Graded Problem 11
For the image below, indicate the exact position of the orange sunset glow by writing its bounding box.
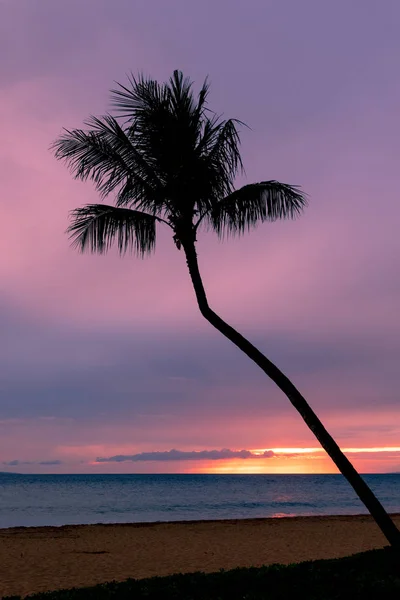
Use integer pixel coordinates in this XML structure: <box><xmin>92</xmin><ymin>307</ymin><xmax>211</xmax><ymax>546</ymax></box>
<box><xmin>192</xmin><ymin>447</ymin><xmax>400</xmax><ymax>475</ymax></box>
<box><xmin>63</xmin><ymin>445</ymin><xmax>400</xmax><ymax>475</ymax></box>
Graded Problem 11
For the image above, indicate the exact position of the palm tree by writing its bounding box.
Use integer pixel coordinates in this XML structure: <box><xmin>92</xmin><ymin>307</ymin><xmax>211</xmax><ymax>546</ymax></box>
<box><xmin>52</xmin><ymin>70</ymin><xmax>400</xmax><ymax>548</ymax></box>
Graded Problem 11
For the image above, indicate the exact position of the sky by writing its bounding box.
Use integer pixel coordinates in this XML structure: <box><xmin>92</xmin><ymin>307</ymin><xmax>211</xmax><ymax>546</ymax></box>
<box><xmin>1</xmin><ymin>0</ymin><xmax>400</xmax><ymax>475</ymax></box>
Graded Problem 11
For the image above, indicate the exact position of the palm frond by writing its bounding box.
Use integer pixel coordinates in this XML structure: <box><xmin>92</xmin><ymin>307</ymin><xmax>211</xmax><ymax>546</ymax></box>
<box><xmin>52</xmin><ymin>116</ymin><xmax>166</xmax><ymax>213</ymax></box>
<box><xmin>203</xmin><ymin>180</ymin><xmax>308</xmax><ymax>236</ymax></box>
<box><xmin>110</xmin><ymin>72</ymin><xmax>170</xmax><ymax>118</ymax></box>
<box><xmin>111</xmin><ymin>70</ymin><xmax>209</xmax><ymax>126</ymax></box>
<box><xmin>169</xmin><ymin>70</ymin><xmax>195</xmax><ymax>116</ymax></box>
<box><xmin>192</xmin><ymin>75</ymin><xmax>210</xmax><ymax>128</ymax></box>
<box><xmin>198</xmin><ymin>118</ymin><xmax>244</xmax><ymax>199</ymax></box>
<box><xmin>67</xmin><ymin>204</ymin><xmax>157</xmax><ymax>256</ymax></box>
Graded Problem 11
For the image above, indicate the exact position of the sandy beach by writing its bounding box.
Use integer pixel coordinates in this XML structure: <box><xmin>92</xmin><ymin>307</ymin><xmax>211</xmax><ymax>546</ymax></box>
<box><xmin>0</xmin><ymin>514</ymin><xmax>399</xmax><ymax>598</ymax></box>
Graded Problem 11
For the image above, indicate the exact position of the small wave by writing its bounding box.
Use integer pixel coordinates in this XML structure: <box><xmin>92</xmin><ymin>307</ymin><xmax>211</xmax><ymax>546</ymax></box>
<box><xmin>270</xmin><ymin>501</ymin><xmax>317</xmax><ymax>508</ymax></box>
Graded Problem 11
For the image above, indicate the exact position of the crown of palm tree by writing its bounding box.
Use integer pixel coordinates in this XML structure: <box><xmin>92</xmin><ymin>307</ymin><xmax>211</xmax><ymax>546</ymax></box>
<box><xmin>52</xmin><ymin>70</ymin><xmax>307</xmax><ymax>256</ymax></box>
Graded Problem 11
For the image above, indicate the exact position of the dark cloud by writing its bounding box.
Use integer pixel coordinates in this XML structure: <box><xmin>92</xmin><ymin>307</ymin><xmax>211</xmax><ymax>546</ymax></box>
<box><xmin>2</xmin><ymin>460</ymin><xmax>63</xmax><ymax>466</ymax></box>
<box><xmin>96</xmin><ymin>449</ymin><xmax>274</xmax><ymax>462</ymax></box>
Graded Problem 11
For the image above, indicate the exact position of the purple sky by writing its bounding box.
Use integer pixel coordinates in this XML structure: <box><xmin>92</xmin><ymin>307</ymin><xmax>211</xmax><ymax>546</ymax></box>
<box><xmin>1</xmin><ymin>0</ymin><xmax>400</xmax><ymax>473</ymax></box>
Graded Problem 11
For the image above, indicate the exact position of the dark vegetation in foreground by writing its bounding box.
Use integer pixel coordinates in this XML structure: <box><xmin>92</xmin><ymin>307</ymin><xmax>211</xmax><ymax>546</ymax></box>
<box><xmin>5</xmin><ymin>548</ymin><xmax>400</xmax><ymax>600</ymax></box>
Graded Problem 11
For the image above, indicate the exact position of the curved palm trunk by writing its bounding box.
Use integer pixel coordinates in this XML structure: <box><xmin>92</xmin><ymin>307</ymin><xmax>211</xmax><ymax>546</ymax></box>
<box><xmin>183</xmin><ymin>240</ymin><xmax>400</xmax><ymax>548</ymax></box>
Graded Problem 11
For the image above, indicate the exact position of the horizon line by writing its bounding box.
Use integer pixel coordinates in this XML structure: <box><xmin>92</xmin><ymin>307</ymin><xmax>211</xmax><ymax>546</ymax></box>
<box><xmin>2</xmin><ymin>471</ymin><xmax>399</xmax><ymax>476</ymax></box>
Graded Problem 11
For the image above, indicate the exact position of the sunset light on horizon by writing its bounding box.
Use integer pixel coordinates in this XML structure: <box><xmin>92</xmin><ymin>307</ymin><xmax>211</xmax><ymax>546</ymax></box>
<box><xmin>4</xmin><ymin>445</ymin><xmax>398</xmax><ymax>475</ymax></box>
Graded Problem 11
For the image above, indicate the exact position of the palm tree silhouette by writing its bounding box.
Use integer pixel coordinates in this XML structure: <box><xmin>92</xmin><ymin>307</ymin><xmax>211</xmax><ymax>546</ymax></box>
<box><xmin>52</xmin><ymin>70</ymin><xmax>400</xmax><ymax>548</ymax></box>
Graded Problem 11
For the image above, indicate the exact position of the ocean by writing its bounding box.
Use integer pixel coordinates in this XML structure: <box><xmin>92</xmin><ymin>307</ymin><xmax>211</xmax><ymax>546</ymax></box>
<box><xmin>0</xmin><ymin>473</ymin><xmax>399</xmax><ymax>529</ymax></box>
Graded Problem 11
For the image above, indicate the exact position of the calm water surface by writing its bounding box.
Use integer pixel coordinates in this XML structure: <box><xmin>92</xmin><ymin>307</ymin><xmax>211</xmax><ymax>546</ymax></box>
<box><xmin>0</xmin><ymin>473</ymin><xmax>399</xmax><ymax>528</ymax></box>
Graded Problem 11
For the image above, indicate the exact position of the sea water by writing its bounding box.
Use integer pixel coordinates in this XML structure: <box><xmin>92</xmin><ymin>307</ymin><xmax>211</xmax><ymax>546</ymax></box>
<box><xmin>0</xmin><ymin>473</ymin><xmax>399</xmax><ymax>529</ymax></box>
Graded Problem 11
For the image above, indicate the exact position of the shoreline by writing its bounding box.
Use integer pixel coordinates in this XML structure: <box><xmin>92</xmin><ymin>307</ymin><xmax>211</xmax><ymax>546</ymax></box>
<box><xmin>1</xmin><ymin>513</ymin><xmax>399</xmax><ymax>598</ymax></box>
<box><xmin>2</xmin><ymin>511</ymin><xmax>400</xmax><ymax>532</ymax></box>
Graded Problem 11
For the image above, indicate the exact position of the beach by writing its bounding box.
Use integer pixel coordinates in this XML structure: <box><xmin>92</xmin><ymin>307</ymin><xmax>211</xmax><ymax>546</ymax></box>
<box><xmin>1</xmin><ymin>514</ymin><xmax>399</xmax><ymax>598</ymax></box>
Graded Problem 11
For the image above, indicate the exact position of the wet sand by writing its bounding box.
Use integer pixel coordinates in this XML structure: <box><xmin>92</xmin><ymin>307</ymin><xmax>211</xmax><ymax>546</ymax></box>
<box><xmin>1</xmin><ymin>514</ymin><xmax>399</xmax><ymax>598</ymax></box>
